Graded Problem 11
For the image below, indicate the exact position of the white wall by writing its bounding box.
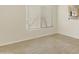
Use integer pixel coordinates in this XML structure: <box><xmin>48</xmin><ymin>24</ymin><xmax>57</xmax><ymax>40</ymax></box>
<box><xmin>0</xmin><ymin>5</ymin><xmax>27</xmax><ymax>45</ymax></box>
<box><xmin>0</xmin><ymin>5</ymin><xmax>57</xmax><ymax>46</ymax></box>
<box><xmin>58</xmin><ymin>5</ymin><xmax>79</xmax><ymax>39</ymax></box>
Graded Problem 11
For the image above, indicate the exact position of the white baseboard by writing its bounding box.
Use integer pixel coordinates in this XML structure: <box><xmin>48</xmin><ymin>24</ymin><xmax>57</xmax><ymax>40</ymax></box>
<box><xmin>1</xmin><ymin>32</ymin><xmax>78</xmax><ymax>46</ymax></box>
<box><xmin>57</xmin><ymin>32</ymin><xmax>79</xmax><ymax>39</ymax></box>
<box><xmin>1</xmin><ymin>32</ymin><xmax>79</xmax><ymax>47</ymax></box>
<box><xmin>0</xmin><ymin>32</ymin><xmax>56</xmax><ymax>46</ymax></box>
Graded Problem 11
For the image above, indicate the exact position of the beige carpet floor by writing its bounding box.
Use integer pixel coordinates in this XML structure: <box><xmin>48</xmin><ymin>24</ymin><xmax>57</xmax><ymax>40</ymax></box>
<box><xmin>0</xmin><ymin>34</ymin><xmax>79</xmax><ymax>54</ymax></box>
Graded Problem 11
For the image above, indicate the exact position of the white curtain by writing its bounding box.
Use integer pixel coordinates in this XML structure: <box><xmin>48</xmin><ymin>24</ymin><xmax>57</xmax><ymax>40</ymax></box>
<box><xmin>41</xmin><ymin>6</ymin><xmax>53</xmax><ymax>28</ymax></box>
<box><xmin>28</xmin><ymin>6</ymin><xmax>41</xmax><ymax>29</ymax></box>
<box><xmin>26</xmin><ymin>5</ymin><xmax>53</xmax><ymax>30</ymax></box>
